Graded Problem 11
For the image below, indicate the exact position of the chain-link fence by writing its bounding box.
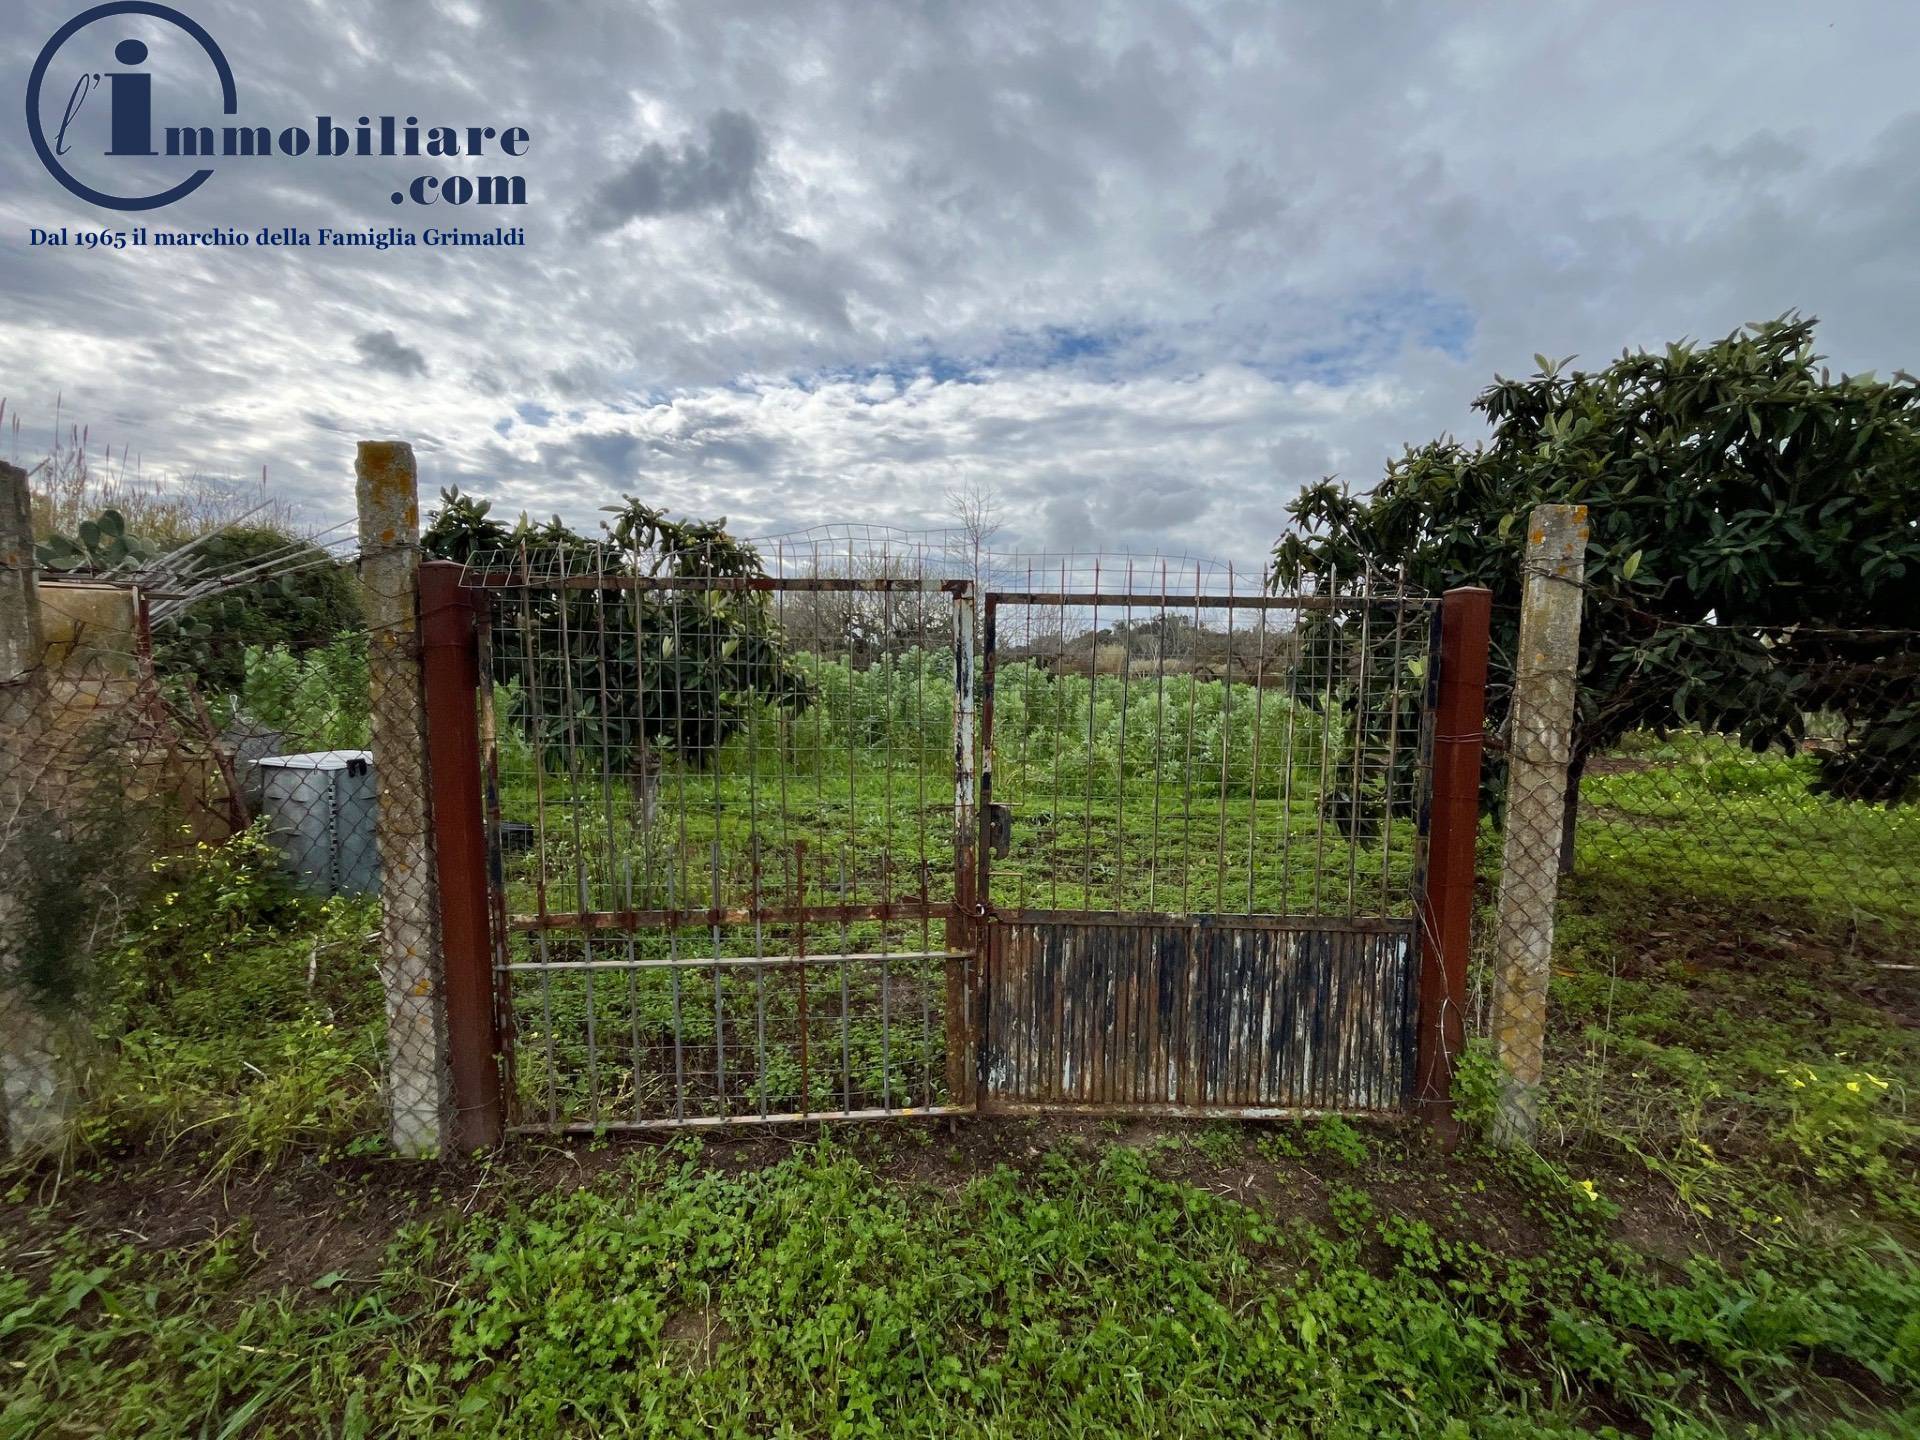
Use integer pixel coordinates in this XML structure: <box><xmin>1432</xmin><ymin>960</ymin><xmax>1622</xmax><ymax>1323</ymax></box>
<box><xmin>0</xmin><ymin>556</ymin><xmax>389</xmax><ymax>1141</ymax></box>
<box><xmin>1469</xmin><ymin>507</ymin><xmax>1920</xmax><ymax>1144</ymax></box>
<box><xmin>0</xmin><ymin>448</ymin><xmax>458</xmax><ymax>1155</ymax></box>
<box><xmin>0</xmin><ymin>577</ymin><xmax>177</xmax><ymax>1148</ymax></box>
<box><xmin>1573</xmin><ymin>631</ymin><xmax>1920</xmax><ymax>940</ymax></box>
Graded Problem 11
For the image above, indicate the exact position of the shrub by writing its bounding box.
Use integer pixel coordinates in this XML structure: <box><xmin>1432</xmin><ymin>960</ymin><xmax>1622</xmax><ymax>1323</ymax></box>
<box><xmin>235</xmin><ymin>635</ymin><xmax>370</xmax><ymax>753</ymax></box>
<box><xmin>151</xmin><ymin>526</ymin><xmax>362</xmax><ymax>693</ymax></box>
<box><xmin>73</xmin><ymin>826</ymin><xmax>384</xmax><ymax>1166</ymax></box>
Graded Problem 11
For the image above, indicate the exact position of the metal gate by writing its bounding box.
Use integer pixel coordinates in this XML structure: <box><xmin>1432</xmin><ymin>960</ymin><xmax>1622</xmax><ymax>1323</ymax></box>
<box><xmin>464</xmin><ymin>541</ymin><xmax>977</xmax><ymax>1132</ymax></box>
<box><xmin>973</xmin><ymin>565</ymin><xmax>1438</xmax><ymax>1116</ymax></box>
<box><xmin>447</xmin><ymin>544</ymin><xmax>1471</xmax><ymax>1134</ymax></box>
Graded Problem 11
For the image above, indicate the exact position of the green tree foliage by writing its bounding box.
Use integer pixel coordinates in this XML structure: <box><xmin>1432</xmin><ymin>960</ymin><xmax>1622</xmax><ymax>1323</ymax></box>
<box><xmin>38</xmin><ymin>512</ymin><xmax>364</xmax><ymax>693</ymax></box>
<box><xmin>153</xmin><ymin>526</ymin><xmax>363</xmax><ymax>691</ymax></box>
<box><xmin>1271</xmin><ymin>315</ymin><xmax>1920</xmax><ymax>839</ymax></box>
<box><xmin>422</xmin><ymin>487</ymin><xmax>810</xmax><ymax>779</ymax></box>
<box><xmin>237</xmin><ymin>636</ymin><xmax>371</xmax><ymax>752</ymax></box>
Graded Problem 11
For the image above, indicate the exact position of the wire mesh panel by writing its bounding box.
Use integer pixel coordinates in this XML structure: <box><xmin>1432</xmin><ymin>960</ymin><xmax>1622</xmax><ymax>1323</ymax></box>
<box><xmin>464</xmin><ymin>537</ymin><xmax>975</xmax><ymax>1131</ymax></box>
<box><xmin>977</xmin><ymin>562</ymin><xmax>1437</xmax><ymax>1114</ymax></box>
<box><xmin>1574</xmin><ymin>643</ymin><xmax>1920</xmax><ymax>936</ymax></box>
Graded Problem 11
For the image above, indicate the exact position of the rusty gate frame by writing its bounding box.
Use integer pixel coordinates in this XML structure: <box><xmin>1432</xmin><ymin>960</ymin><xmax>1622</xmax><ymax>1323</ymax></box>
<box><xmin>423</xmin><ymin>552</ymin><xmax>1488</xmax><ymax>1144</ymax></box>
<box><xmin>435</xmin><ymin>556</ymin><xmax>984</xmax><ymax>1136</ymax></box>
<box><xmin>966</xmin><ymin>581</ymin><xmax>1490</xmax><ymax>1123</ymax></box>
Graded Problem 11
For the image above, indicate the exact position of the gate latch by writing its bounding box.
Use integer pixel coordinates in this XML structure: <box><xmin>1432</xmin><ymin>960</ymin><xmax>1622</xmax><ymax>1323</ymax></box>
<box><xmin>987</xmin><ymin>803</ymin><xmax>1012</xmax><ymax>859</ymax></box>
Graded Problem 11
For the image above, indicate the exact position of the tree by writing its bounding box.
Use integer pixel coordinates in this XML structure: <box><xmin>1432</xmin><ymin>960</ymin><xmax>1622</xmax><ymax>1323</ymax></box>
<box><xmin>36</xmin><ymin>513</ymin><xmax>364</xmax><ymax>693</ymax></box>
<box><xmin>423</xmin><ymin>488</ymin><xmax>810</xmax><ymax>818</ymax></box>
<box><xmin>1270</xmin><ymin>315</ymin><xmax>1920</xmax><ymax>868</ymax></box>
<box><xmin>151</xmin><ymin>526</ymin><xmax>363</xmax><ymax>691</ymax></box>
<box><xmin>946</xmin><ymin>477</ymin><xmax>1005</xmax><ymax>596</ymax></box>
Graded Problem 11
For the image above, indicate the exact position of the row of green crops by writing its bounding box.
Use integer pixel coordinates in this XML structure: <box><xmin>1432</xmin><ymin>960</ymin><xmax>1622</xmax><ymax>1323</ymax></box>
<box><xmin>699</xmin><ymin>651</ymin><xmax>1377</xmax><ymax>799</ymax></box>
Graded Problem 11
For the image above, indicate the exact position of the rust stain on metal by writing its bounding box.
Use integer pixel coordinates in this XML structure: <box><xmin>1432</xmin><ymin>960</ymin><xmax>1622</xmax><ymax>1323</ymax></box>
<box><xmin>1415</xmin><ymin>586</ymin><xmax>1492</xmax><ymax>1130</ymax></box>
<box><xmin>982</xmin><ymin>919</ymin><xmax>1413</xmax><ymax>1113</ymax></box>
<box><xmin>506</xmin><ymin>899</ymin><xmax>947</xmax><ymax>932</ymax></box>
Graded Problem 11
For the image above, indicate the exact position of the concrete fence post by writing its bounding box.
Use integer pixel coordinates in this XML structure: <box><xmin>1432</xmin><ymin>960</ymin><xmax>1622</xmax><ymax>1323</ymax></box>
<box><xmin>1489</xmin><ymin>503</ymin><xmax>1588</xmax><ymax>1146</ymax></box>
<box><xmin>0</xmin><ymin>461</ymin><xmax>72</xmax><ymax>1154</ymax></box>
<box><xmin>0</xmin><ymin>464</ymin><xmax>40</xmax><ymax>679</ymax></box>
<box><xmin>355</xmin><ymin>441</ymin><xmax>453</xmax><ymax>1156</ymax></box>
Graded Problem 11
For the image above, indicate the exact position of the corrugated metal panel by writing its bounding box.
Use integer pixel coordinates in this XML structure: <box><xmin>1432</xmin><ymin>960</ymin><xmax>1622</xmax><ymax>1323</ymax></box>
<box><xmin>983</xmin><ymin>917</ymin><xmax>1414</xmax><ymax>1113</ymax></box>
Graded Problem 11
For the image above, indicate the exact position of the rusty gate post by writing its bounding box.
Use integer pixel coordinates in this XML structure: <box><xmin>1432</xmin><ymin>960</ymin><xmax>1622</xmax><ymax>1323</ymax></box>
<box><xmin>419</xmin><ymin>560</ymin><xmax>504</xmax><ymax>1149</ymax></box>
<box><xmin>1415</xmin><ymin>584</ymin><xmax>1491</xmax><ymax>1135</ymax></box>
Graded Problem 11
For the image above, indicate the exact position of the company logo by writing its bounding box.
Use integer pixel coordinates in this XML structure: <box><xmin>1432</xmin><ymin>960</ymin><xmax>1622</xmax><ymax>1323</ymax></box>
<box><xmin>26</xmin><ymin>1</ymin><xmax>530</xmax><ymax>213</ymax></box>
<box><xmin>27</xmin><ymin>2</ymin><xmax>234</xmax><ymax>211</ymax></box>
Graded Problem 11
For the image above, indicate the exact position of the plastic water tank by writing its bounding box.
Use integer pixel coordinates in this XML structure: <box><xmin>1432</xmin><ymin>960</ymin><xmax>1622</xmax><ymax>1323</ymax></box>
<box><xmin>256</xmin><ymin>750</ymin><xmax>380</xmax><ymax>896</ymax></box>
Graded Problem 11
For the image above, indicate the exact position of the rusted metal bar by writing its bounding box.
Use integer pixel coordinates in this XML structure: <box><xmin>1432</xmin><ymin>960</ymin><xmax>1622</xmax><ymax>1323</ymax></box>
<box><xmin>462</xmin><ymin>572</ymin><xmax>960</xmax><ymax>593</ymax></box>
<box><xmin>997</xmin><ymin>908</ymin><xmax>1415</xmax><ymax>934</ymax></box>
<box><xmin>983</xmin><ymin>591</ymin><xmax>1420</xmax><ymax>611</ymax></box>
<box><xmin>501</xmin><ymin>949</ymin><xmax>970</xmax><ymax>973</ymax></box>
<box><xmin>982</xmin><ymin>1103</ymin><xmax>1401</xmax><ymax>1121</ymax></box>
<box><xmin>1414</xmin><ymin>585</ymin><xmax>1492</xmax><ymax>1132</ymax></box>
<box><xmin>418</xmin><ymin>561</ymin><xmax>504</xmax><ymax>1150</ymax></box>
<box><xmin>506</xmin><ymin>899</ymin><xmax>949</xmax><ymax>932</ymax></box>
<box><xmin>949</xmin><ymin>583</ymin><xmax>979</xmax><ymax>1105</ymax></box>
<box><xmin>511</xmin><ymin>1103</ymin><xmax>975</xmax><ymax>1135</ymax></box>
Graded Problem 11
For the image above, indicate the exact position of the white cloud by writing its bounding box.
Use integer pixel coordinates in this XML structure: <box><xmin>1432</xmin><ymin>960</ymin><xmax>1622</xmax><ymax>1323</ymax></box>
<box><xmin>4</xmin><ymin>0</ymin><xmax>1917</xmax><ymax>571</ymax></box>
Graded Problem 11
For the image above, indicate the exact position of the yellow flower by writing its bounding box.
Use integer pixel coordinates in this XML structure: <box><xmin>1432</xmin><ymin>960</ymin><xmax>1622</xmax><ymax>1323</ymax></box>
<box><xmin>1846</xmin><ymin>1081</ymin><xmax>1861</xmax><ymax>1093</ymax></box>
<box><xmin>1575</xmin><ymin>1179</ymin><xmax>1600</xmax><ymax>1201</ymax></box>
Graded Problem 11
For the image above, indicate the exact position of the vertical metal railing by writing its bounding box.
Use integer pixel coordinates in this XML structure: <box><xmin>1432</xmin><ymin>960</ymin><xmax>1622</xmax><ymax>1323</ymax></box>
<box><xmin>460</xmin><ymin>536</ymin><xmax>976</xmax><ymax>1131</ymax></box>
<box><xmin>976</xmin><ymin>567</ymin><xmax>1437</xmax><ymax>923</ymax></box>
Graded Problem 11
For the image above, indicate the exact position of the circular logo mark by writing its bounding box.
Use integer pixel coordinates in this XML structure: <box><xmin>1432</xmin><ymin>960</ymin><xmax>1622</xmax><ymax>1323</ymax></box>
<box><xmin>26</xmin><ymin>1</ymin><xmax>237</xmax><ymax>211</ymax></box>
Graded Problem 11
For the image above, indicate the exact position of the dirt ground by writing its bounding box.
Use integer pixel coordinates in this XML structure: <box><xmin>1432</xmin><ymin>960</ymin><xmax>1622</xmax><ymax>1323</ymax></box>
<box><xmin>0</xmin><ymin>1108</ymin><xmax>1695</xmax><ymax>1304</ymax></box>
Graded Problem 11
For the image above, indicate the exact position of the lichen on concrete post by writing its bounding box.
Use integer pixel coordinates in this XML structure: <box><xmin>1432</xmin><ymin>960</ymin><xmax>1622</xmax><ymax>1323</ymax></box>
<box><xmin>1489</xmin><ymin>503</ymin><xmax>1588</xmax><ymax>1146</ymax></box>
<box><xmin>0</xmin><ymin>460</ymin><xmax>71</xmax><ymax>1154</ymax></box>
<box><xmin>355</xmin><ymin>441</ymin><xmax>452</xmax><ymax>1157</ymax></box>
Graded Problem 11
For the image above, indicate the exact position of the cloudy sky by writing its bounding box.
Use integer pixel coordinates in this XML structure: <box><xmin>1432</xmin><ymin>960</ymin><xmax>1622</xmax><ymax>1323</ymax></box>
<box><xmin>5</xmin><ymin>1</ymin><xmax>1918</xmax><ymax>566</ymax></box>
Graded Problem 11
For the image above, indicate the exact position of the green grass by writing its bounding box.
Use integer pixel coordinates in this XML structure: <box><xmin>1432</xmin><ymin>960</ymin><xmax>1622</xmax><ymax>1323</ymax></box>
<box><xmin>51</xmin><ymin>827</ymin><xmax>386</xmax><ymax>1175</ymax></box>
<box><xmin>490</xmin><ymin>653</ymin><xmax>1418</xmax><ymax>926</ymax></box>
<box><xmin>1581</xmin><ymin>732</ymin><xmax>1920</xmax><ymax>929</ymax></box>
<box><xmin>3</xmin><ymin>1121</ymin><xmax>1915</xmax><ymax>1437</ymax></box>
<box><xmin>3</xmin><ymin>726</ymin><xmax>1917</xmax><ymax>1436</ymax></box>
